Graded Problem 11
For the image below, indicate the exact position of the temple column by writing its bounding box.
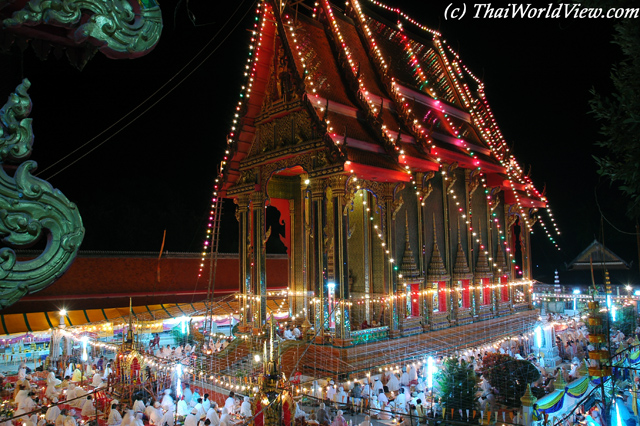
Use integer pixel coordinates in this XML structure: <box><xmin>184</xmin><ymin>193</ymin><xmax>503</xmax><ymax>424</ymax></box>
<box><xmin>251</xmin><ymin>191</ymin><xmax>267</xmax><ymax>327</ymax></box>
<box><xmin>363</xmin><ymin>191</ymin><xmax>372</xmax><ymax>324</ymax></box>
<box><xmin>302</xmin><ymin>177</ymin><xmax>311</xmax><ymax>325</ymax></box>
<box><xmin>237</xmin><ymin>194</ymin><xmax>252</xmax><ymax>328</ymax></box>
<box><xmin>289</xmin><ymin>199</ymin><xmax>297</xmax><ymax>316</ymax></box>
<box><xmin>442</xmin><ymin>167</ymin><xmax>454</xmax><ymax>321</ymax></box>
<box><xmin>329</xmin><ymin>175</ymin><xmax>351</xmax><ymax>343</ymax></box>
<box><xmin>310</xmin><ymin>178</ymin><xmax>326</xmax><ymax>342</ymax></box>
<box><xmin>383</xmin><ymin>183</ymin><xmax>400</xmax><ymax>335</ymax></box>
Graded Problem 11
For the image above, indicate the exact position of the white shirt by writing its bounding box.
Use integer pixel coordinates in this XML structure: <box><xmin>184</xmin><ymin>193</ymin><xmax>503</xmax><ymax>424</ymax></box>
<box><xmin>224</xmin><ymin>397</ymin><xmax>235</xmax><ymax>414</ymax></box>
<box><xmin>132</xmin><ymin>400</ymin><xmax>146</xmax><ymax>413</ymax></box>
<box><xmin>45</xmin><ymin>405</ymin><xmax>61</xmax><ymax>423</ymax></box>
<box><xmin>161</xmin><ymin>409</ymin><xmax>175</xmax><ymax>426</ymax></box>
<box><xmin>326</xmin><ymin>386</ymin><xmax>336</xmax><ymax>401</ymax></box>
<box><xmin>284</xmin><ymin>329</ymin><xmax>295</xmax><ymax>340</ymax></box>
<box><xmin>177</xmin><ymin>400</ymin><xmax>190</xmax><ymax>417</ymax></box>
<box><xmin>206</xmin><ymin>408</ymin><xmax>220</xmax><ymax>426</ymax></box>
<box><xmin>55</xmin><ymin>415</ymin><xmax>66</xmax><ymax>426</ymax></box>
<box><xmin>107</xmin><ymin>409</ymin><xmax>122</xmax><ymax>426</ymax></box>
<box><xmin>81</xmin><ymin>400</ymin><xmax>95</xmax><ymax>417</ymax></box>
<box><xmin>240</xmin><ymin>401</ymin><xmax>252</xmax><ymax>417</ymax></box>
<box><xmin>149</xmin><ymin>407</ymin><xmax>164</xmax><ymax>425</ymax></box>
<box><xmin>184</xmin><ymin>413</ymin><xmax>198</xmax><ymax>426</ymax></box>
<box><xmin>160</xmin><ymin>395</ymin><xmax>174</xmax><ymax>411</ymax></box>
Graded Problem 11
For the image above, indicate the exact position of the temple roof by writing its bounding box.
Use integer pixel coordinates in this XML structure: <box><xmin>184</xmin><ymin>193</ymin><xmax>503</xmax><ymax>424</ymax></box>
<box><xmin>218</xmin><ymin>0</ymin><xmax>547</xmax><ymax>213</ymax></box>
<box><xmin>567</xmin><ymin>239</ymin><xmax>630</xmax><ymax>271</ymax></box>
<box><xmin>1</xmin><ymin>252</ymin><xmax>288</xmax><ymax>316</ymax></box>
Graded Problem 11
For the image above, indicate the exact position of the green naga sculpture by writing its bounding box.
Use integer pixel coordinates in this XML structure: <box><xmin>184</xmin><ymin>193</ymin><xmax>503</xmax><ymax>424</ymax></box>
<box><xmin>0</xmin><ymin>79</ymin><xmax>84</xmax><ymax>309</ymax></box>
<box><xmin>1</xmin><ymin>0</ymin><xmax>162</xmax><ymax>69</ymax></box>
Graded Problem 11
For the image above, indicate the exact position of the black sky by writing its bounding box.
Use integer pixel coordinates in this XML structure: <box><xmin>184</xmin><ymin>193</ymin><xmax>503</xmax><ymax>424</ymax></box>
<box><xmin>0</xmin><ymin>0</ymin><xmax>635</xmax><ymax>282</ymax></box>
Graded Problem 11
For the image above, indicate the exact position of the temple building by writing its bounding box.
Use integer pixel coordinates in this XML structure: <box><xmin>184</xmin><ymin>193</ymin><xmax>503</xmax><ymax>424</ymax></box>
<box><xmin>213</xmin><ymin>0</ymin><xmax>547</xmax><ymax>351</ymax></box>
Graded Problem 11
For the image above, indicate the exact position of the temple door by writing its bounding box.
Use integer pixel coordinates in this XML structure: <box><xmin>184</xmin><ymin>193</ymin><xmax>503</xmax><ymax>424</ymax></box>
<box><xmin>500</xmin><ymin>276</ymin><xmax>509</xmax><ymax>302</ymax></box>
<box><xmin>410</xmin><ymin>284</ymin><xmax>420</xmax><ymax>316</ymax></box>
<box><xmin>461</xmin><ymin>279</ymin><xmax>471</xmax><ymax>308</ymax></box>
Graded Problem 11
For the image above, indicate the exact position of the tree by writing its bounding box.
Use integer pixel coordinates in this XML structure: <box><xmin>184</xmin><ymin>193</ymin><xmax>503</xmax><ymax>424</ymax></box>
<box><xmin>589</xmin><ymin>0</ymin><xmax>640</xmax><ymax>221</ymax></box>
<box><xmin>481</xmin><ymin>353</ymin><xmax>540</xmax><ymax>408</ymax></box>
<box><xmin>436</xmin><ymin>358</ymin><xmax>480</xmax><ymax>414</ymax></box>
<box><xmin>613</xmin><ymin>304</ymin><xmax>636</xmax><ymax>337</ymax></box>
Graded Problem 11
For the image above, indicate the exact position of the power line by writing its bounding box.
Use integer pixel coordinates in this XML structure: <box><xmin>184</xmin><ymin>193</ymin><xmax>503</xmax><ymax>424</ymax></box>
<box><xmin>37</xmin><ymin>0</ymin><xmax>255</xmax><ymax>180</ymax></box>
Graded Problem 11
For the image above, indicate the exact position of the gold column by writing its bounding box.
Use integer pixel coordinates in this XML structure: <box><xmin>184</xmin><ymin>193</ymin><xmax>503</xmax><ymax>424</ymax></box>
<box><xmin>289</xmin><ymin>198</ymin><xmax>297</xmax><ymax>316</ymax></box>
<box><xmin>310</xmin><ymin>178</ymin><xmax>326</xmax><ymax>342</ymax></box>
<box><xmin>329</xmin><ymin>175</ymin><xmax>351</xmax><ymax>343</ymax></box>
<box><xmin>442</xmin><ymin>166</ymin><xmax>453</xmax><ymax>319</ymax></box>
<box><xmin>237</xmin><ymin>194</ymin><xmax>251</xmax><ymax>328</ymax></box>
<box><xmin>251</xmin><ymin>190</ymin><xmax>267</xmax><ymax>327</ymax></box>
<box><xmin>302</xmin><ymin>177</ymin><xmax>311</xmax><ymax>324</ymax></box>
<box><xmin>383</xmin><ymin>183</ymin><xmax>400</xmax><ymax>334</ymax></box>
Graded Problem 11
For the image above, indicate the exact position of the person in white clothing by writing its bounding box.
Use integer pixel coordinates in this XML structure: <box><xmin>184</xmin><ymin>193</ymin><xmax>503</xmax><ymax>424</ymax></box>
<box><xmin>149</xmin><ymin>402</ymin><xmax>164</xmax><ymax>425</ymax></box>
<box><xmin>91</xmin><ymin>373</ymin><xmax>103</xmax><ymax>388</ymax></box>
<box><xmin>161</xmin><ymin>404</ymin><xmax>176</xmax><ymax>426</ymax></box>
<box><xmin>335</xmin><ymin>387</ymin><xmax>348</xmax><ymax>408</ymax></box>
<box><xmin>177</xmin><ymin>397</ymin><xmax>190</xmax><ymax>417</ymax></box>
<box><xmin>45</xmin><ymin>399</ymin><xmax>61</xmax><ymax>423</ymax></box>
<box><xmin>240</xmin><ymin>397</ymin><xmax>252</xmax><ymax>418</ymax></box>
<box><xmin>47</xmin><ymin>372</ymin><xmax>62</xmax><ymax>387</ymax></box>
<box><xmin>202</xmin><ymin>394</ymin><xmax>211</xmax><ymax>413</ymax></box>
<box><xmin>102</xmin><ymin>364</ymin><xmax>113</xmax><ymax>380</ymax></box>
<box><xmin>372</xmin><ymin>378</ymin><xmax>383</xmax><ymax>395</ymax></box>
<box><xmin>184</xmin><ymin>408</ymin><xmax>199</xmax><ymax>426</ymax></box>
<box><xmin>193</xmin><ymin>398</ymin><xmax>205</xmax><ymax>419</ymax></box>
<box><xmin>206</xmin><ymin>403</ymin><xmax>220</xmax><ymax>426</ymax></box>
<box><xmin>293</xmin><ymin>326</ymin><xmax>302</xmax><ymax>339</ymax></box>
<box><xmin>16</xmin><ymin>392</ymin><xmax>38</xmax><ymax>421</ymax></box>
<box><xmin>408</xmin><ymin>365</ymin><xmax>418</xmax><ymax>385</ymax></box>
<box><xmin>386</xmin><ymin>372</ymin><xmax>400</xmax><ymax>392</ymax></box>
<box><xmin>132</xmin><ymin>413</ymin><xmax>144</xmax><ymax>426</ymax></box>
<box><xmin>54</xmin><ymin>410</ymin><xmax>67</xmax><ymax>426</ymax></box>
<box><xmin>63</xmin><ymin>415</ymin><xmax>77</xmax><ymax>426</ymax></box>
<box><xmin>14</xmin><ymin>385</ymin><xmax>29</xmax><ymax>406</ymax></box>
<box><xmin>218</xmin><ymin>408</ymin><xmax>231</xmax><ymax>426</ymax></box>
<box><xmin>81</xmin><ymin>396</ymin><xmax>96</xmax><ymax>417</ymax></box>
<box><xmin>326</xmin><ymin>381</ymin><xmax>336</xmax><ymax>404</ymax></box>
<box><xmin>160</xmin><ymin>389</ymin><xmax>174</xmax><ymax>411</ymax></box>
<box><xmin>223</xmin><ymin>392</ymin><xmax>236</xmax><ymax>414</ymax></box>
<box><xmin>107</xmin><ymin>403</ymin><xmax>122</xmax><ymax>426</ymax></box>
<box><xmin>183</xmin><ymin>386</ymin><xmax>193</xmax><ymax>405</ymax></box>
<box><xmin>121</xmin><ymin>410</ymin><xmax>134</xmax><ymax>426</ymax></box>
<box><xmin>283</xmin><ymin>327</ymin><xmax>295</xmax><ymax>340</ymax></box>
<box><xmin>377</xmin><ymin>390</ymin><xmax>390</xmax><ymax>420</ymax></box>
<box><xmin>400</xmin><ymin>367</ymin><xmax>411</xmax><ymax>387</ymax></box>
<box><xmin>132</xmin><ymin>399</ymin><xmax>146</xmax><ymax>413</ymax></box>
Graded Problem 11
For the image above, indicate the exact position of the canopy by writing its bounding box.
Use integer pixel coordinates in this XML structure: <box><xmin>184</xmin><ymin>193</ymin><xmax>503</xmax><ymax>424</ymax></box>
<box><xmin>0</xmin><ymin>295</ymin><xmax>287</xmax><ymax>335</ymax></box>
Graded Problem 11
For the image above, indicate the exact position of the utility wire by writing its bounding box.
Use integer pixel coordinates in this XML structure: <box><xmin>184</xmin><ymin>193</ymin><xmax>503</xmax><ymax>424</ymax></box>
<box><xmin>37</xmin><ymin>0</ymin><xmax>255</xmax><ymax>180</ymax></box>
<box><xmin>594</xmin><ymin>186</ymin><xmax>640</xmax><ymax>236</ymax></box>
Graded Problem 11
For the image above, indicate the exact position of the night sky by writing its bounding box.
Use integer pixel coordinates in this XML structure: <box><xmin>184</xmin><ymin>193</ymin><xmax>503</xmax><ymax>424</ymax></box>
<box><xmin>0</xmin><ymin>0</ymin><xmax>635</xmax><ymax>283</ymax></box>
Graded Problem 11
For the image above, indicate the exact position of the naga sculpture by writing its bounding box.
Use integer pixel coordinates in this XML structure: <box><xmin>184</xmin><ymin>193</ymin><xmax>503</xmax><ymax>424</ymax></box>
<box><xmin>0</xmin><ymin>79</ymin><xmax>84</xmax><ymax>309</ymax></box>
<box><xmin>1</xmin><ymin>0</ymin><xmax>162</xmax><ymax>68</ymax></box>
